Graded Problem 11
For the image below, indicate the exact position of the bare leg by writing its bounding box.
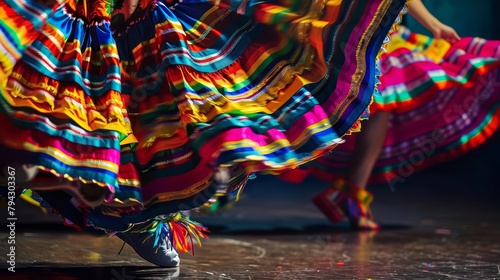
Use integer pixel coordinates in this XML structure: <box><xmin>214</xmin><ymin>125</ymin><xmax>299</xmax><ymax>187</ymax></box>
<box><xmin>346</xmin><ymin>112</ymin><xmax>390</xmax><ymax>189</ymax></box>
<box><xmin>313</xmin><ymin>112</ymin><xmax>390</xmax><ymax>229</ymax></box>
<box><xmin>344</xmin><ymin>112</ymin><xmax>389</xmax><ymax>229</ymax></box>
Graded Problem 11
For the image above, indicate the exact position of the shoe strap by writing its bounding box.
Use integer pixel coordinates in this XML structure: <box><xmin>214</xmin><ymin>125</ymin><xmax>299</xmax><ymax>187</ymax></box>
<box><xmin>331</xmin><ymin>179</ymin><xmax>373</xmax><ymax>207</ymax></box>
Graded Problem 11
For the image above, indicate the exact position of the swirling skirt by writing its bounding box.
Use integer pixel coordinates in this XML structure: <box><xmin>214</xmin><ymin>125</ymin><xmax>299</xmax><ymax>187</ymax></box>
<box><xmin>0</xmin><ymin>0</ymin><xmax>406</xmax><ymax>229</ymax></box>
<box><xmin>282</xmin><ymin>26</ymin><xmax>500</xmax><ymax>186</ymax></box>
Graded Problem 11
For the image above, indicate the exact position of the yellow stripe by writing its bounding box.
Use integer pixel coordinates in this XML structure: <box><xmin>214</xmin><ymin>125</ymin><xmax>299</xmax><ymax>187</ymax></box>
<box><xmin>19</xmin><ymin>193</ymin><xmax>48</xmax><ymax>214</ymax></box>
<box><xmin>290</xmin><ymin>117</ymin><xmax>332</xmax><ymax>147</ymax></box>
<box><xmin>330</xmin><ymin>0</ymin><xmax>393</xmax><ymax>127</ymax></box>
<box><xmin>222</xmin><ymin>138</ymin><xmax>295</xmax><ymax>155</ymax></box>
<box><xmin>13</xmin><ymin>142</ymin><xmax>120</xmax><ymax>172</ymax></box>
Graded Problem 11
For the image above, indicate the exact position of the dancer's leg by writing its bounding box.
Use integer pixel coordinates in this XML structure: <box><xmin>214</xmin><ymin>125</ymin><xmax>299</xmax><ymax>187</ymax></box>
<box><xmin>346</xmin><ymin>112</ymin><xmax>390</xmax><ymax>189</ymax></box>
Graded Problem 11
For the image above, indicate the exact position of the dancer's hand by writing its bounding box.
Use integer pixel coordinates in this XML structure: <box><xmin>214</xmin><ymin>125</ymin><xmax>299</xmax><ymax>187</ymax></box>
<box><xmin>407</xmin><ymin>0</ymin><xmax>461</xmax><ymax>44</ymax></box>
<box><xmin>430</xmin><ymin>22</ymin><xmax>461</xmax><ymax>43</ymax></box>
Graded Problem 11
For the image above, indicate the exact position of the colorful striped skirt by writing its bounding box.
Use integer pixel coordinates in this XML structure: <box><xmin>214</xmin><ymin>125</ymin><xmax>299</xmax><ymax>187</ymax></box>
<box><xmin>0</xmin><ymin>0</ymin><xmax>406</xmax><ymax>230</ymax></box>
<box><xmin>281</xmin><ymin>26</ymin><xmax>500</xmax><ymax>187</ymax></box>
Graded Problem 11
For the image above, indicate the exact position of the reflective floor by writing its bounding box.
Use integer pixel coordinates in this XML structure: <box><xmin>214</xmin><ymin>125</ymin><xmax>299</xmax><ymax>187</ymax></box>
<box><xmin>1</xmin><ymin>221</ymin><xmax>500</xmax><ymax>279</ymax></box>
<box><xmin>1</xmin><ymin>135</ymin><xmax>499</xmax><ymax>279</ymax></box>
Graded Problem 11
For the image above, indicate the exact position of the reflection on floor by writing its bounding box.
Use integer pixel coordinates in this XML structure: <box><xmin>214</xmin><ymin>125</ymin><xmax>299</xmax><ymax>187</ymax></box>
<box><xmin>0</xmin><ymin>133</ymin><xmax>499</xmax><ymax>279</ymax></box>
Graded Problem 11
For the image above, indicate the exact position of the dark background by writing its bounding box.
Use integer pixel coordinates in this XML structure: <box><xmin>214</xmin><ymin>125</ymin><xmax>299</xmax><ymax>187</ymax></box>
<box><xmin>406</xmin><ymin>0</ymin><xmax>500</xmax><ymax>40</ymax></box>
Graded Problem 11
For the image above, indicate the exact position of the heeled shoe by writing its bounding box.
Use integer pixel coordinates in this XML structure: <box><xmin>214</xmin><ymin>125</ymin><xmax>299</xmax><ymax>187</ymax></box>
<box><xmin>313</xmin><ymin>179</ymin><xmax>380</xmax><ymax>230</ymax></box>
<box><xmin>116</xmin><ymin>222</ymin><xmax>180</xmax><ymax>267</ymax></box>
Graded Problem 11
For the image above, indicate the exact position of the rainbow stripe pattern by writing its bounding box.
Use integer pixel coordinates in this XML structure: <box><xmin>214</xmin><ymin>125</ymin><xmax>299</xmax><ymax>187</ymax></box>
<box><xmin>0</xmin><ymin>0</ymin><xmax>406</xmax><ymax>226</ymax></box>
<box><xmin>282</xmin><ymin>26</ymin><xmax>500</xmax><ymax>185</ymax></box>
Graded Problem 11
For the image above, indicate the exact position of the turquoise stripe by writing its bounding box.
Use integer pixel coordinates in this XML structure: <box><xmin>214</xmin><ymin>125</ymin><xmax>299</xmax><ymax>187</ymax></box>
<box><xmin>5</xmin><ymin>0</ymin><xmax>51</xmax><ymax>30</ymax></box>
<box><xmin>0</xmin><ymin>99</ymin><xmax>122</xmax><ymax>149</ymax></box>
<box><xmin>34</xmin><ymin>152</ymin><xmax>119</xmax><ymax>188</ymax></box>
<box><xmin>23</xmin><ymin>14</ymin><xmax>121</xmax><ymax>96</ymax></box>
